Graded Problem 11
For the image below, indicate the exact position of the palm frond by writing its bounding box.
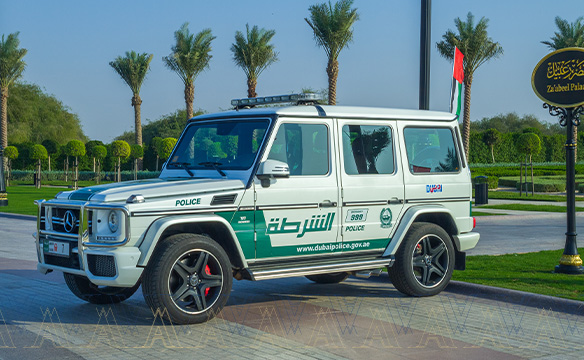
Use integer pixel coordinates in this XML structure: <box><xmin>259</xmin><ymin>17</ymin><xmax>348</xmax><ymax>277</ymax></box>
<box><xmin>164</xmin><ymin>23</ymin><xmax>216</xmax><ymax>86</ymax></box>
<box><xmin>542</xmin><ymin>16</ymin><xmax>584</xmax><ymax>50</ymax></box>
<box><xmin>230</xmin><ymin>24</ymin><xmax>278</xmax><ymax>80</ymax></box>
<box><xmin>109</xmin><ymin>51</ymin><xmax>153</xmax><ymax>95</ymax></box>
<box><xmin>0</xmin><ymin>32</ymin><xmax>27</xmax><ymax>89</ymax></box>
<box><xmin>305</xmin><ymin>0</ymin><xmax>359</xmax><ymax>61</ymax></box>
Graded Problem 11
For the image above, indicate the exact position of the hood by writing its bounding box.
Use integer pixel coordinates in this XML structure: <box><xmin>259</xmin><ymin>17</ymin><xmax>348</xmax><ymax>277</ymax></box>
<box><xmin>57</xmin><ymin>178</ymin><xmax>246</xmax><ymax>203</ymax></box>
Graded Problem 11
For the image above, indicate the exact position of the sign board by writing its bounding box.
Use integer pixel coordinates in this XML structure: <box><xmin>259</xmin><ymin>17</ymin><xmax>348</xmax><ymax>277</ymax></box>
<box><xmin>532</xmin><ymin>47</ymin><xmax>584</xmax><ymax>108</ymax></box>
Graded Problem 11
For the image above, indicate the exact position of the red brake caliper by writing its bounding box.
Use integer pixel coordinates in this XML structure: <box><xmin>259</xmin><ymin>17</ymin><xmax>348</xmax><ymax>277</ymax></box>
<box><xmin>205</xmin><ymin>265</ymin><xmax>211</xmax><ymax>296</ymax></box>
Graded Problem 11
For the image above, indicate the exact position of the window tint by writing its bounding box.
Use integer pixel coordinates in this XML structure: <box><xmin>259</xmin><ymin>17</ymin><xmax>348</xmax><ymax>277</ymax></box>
<box><xmin>342</xmin><ymin>125</ymin><xmax>394</xmax><ymax>175</ymax></box>
<box><xmin>404</xmin><ymin>127</ymin><xmax>460</xmax><ymax>173</ymax></box>
<box><xmin>267</xmin><ymin>123</ymin><xmax>329</xmax><ymax>176</ymax></box>
<box><xmin>169</xmin><ymin>120</ymin><xmax>268</xmax><ymax>170</ymax></box>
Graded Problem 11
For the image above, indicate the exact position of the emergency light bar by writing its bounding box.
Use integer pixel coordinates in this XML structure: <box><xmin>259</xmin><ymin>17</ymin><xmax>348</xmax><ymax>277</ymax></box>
<box><xmin>231</xmin><ymin>93</ymin><xmax>323</xmax><ymax>109</ymax></box>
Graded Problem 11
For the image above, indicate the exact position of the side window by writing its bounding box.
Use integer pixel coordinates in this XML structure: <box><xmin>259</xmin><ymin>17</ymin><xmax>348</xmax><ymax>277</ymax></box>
<box><xmin>404</xmin><ymin>127</ymin><xmax>460</xmax><ymax>174</ymax></box>
<box><xmin>267</xmin><ymin>123</ymin><xmax>329</xmax><ymax>176</ymax></box>
<box><xmin>342</xmin><ymin>125</ymin><xmax>394</xmax><ymax>175</ymax></box>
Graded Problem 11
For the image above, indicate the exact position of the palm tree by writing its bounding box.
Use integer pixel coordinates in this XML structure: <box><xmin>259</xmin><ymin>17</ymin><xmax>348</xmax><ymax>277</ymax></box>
<box><xmin>305</xmin><ymin>0</ymin><xmax>359</xmax><ymax>105</ymax></box>
<box><xmin>542</xmin><ymin>16</ymin><xmax>584</xmax><ymax>160</ymax></box>
<box><xmin>231</xmin><ymin>24</ymin><xmax>278</xmax><ymax>98</ymax></box>
<box><xmin>437</xmin><ymin>12</ymin><xmax>503</xmax><ymax>161</ymax></box>
<box><xmin>164</xmin><ymin>23</ymin><xmax>215</xmax><ymax>119</ymax></box>
<box><xmin>109</xmin><ymin>51</ymin><xmax>153</xmax><ymax>147</ymax></box>
<box><xmin>0</xmin><ymin>32</ymin><xmax>27</xmax><ymax>151</ymax></box>
<box><xmin>542</xmin><ymin>16</ymin><xmax>584</xmax><ymax>49</ymax></box>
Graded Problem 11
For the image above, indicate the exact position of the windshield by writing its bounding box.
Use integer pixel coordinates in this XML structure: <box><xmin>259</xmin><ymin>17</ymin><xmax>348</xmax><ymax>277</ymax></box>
<box><xmin>167</xmin><ymin>119</ymin><xmax>270</xmax><ymax>171</ymax></box>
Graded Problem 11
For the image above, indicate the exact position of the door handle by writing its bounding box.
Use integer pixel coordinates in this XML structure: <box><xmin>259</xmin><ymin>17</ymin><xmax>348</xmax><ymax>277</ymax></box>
<box><xmin>389</xmin><ymin>197</ymin><xmax>403</xmax><ymax>205</ymax></box>
<box><xmin>319</xmin><ymin>200</ymin><xmax>337</xmax><ymax>208</ymax></box>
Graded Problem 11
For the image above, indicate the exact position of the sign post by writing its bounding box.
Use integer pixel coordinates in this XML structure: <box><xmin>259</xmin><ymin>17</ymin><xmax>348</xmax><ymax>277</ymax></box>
<box><xmin>532</xmin><ymin>47</ymin><xmax>584</xmax><ymax>274</ymax></box>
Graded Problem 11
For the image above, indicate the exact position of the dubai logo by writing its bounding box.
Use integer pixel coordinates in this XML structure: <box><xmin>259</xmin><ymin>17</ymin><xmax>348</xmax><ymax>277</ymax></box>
<box><xmin>380</xmin><ymin>208</ymin><xmax>392</xmax><ymax>228</ymax></box>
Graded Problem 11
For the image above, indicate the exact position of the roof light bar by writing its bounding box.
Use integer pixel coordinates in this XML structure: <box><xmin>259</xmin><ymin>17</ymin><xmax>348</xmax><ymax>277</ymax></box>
<box><xmin>231</xmin><ymin>93</ymin><xmax>323</xmax><ymax>109</ymax></box>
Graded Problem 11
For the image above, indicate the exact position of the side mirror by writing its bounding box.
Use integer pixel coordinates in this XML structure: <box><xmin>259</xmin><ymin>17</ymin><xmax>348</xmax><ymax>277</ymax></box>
<box><xmin>256</xmin><ymin>160</ymin><xmax>289</xmax><ymax>187</ymax></box>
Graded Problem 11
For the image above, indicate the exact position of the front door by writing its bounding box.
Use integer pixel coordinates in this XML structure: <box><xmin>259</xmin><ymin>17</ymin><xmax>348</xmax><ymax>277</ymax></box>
<box><xmin>254</xmin><ymin>118</ymin><xmax>340</xmax><ymax>260</ymax></box>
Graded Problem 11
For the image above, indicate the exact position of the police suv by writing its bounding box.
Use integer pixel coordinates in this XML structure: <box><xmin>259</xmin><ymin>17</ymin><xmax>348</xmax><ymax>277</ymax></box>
<box><xmin>35</xmin><ymin>94</ymin><xmax>479</xmax><ymax>324</ymax></box>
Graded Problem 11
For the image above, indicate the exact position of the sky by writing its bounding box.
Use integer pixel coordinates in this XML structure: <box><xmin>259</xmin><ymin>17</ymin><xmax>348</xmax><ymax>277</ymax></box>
<box><xmin>0</xmin><ymin>0</ymin><xmax>581</xmax><ymax>143</ymax></box>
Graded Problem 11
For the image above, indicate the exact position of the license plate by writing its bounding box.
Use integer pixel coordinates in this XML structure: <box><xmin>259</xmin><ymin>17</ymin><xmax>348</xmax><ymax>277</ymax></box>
<box><xmin>47</xmin><ymin>241</ymin><xmax>70</xmax><ymax>256</ymax></box>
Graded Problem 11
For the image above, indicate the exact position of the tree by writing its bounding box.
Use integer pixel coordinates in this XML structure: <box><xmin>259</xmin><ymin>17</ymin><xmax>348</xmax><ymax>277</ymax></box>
<box><xmin>0</xmin><ymin>32</ymin><xmax>27</xmax><ymax>152</ymax></box>
<box><xmin>164</xmin><ymin>23</ymin><xmax>215</xmax><ymax>119</ymax></box>
<box><xmin>542</xmin><ymin>16</ymin><xmax>584</xmax><ymax>49</ymax></box>
<box><xmin>3</xmin><ymin>145</ymin><xmax>17</xmax><ymax>186</ymax></box>
<box><xmin>158</xmin><ymin>137</ymin><xmax>177</xmax><ymax>162</ymax></box>
<box><xmin>130</xmin><ymin>144</ymin><xmax>144</xmax><ymax>180</ymax></box>
<box><xmin>111</xmin><ymin>140</ymin><xmax>130</xmax><ymax>182</ymax></box>
<box><xmin>305</xmin><ymin>0</ymin><xmax>359</xmax><ymax>105</ymax></box>
<box><xmin>437</xmin><ymin>12</ymin><xmax>503</xmax><ymax>161</ymax></box>
<box><xmin>41</xmin><ymin>139</ymin><xmax>59</xmax><ymax>172</ymax></box>
<box><xmin>482</xmin><ymin>128</ymin><xmax>501</xmax><ymax>163</ymax></box>
<box><xmin>66</xmin><ymin>140</ymin><xmax>86</xmax><ymax>190</ymax></box>
<box><xmin>516</xmin><ymin>133</ymin><xmax>541</xmax><ymax>164</ymax></box>
<box><xmin>93</xmin><ymin>145</ymin><xmax>107</xmax><ymax>184</ymax></box>
<box><xmin>109</xmin><ymin>51</ymin><xmax>153</xmax><ymax>147</ymax></box>
<box><xmin>231</xmin><ymin>24</ymin><xmax>278</xmax><ymax>98</ymax></box>
<box><xmin>85</xmin><ymin>140</ymin><xmax>105</xmax><ymax>172</ymax></box>
<box><xmin>541</xmin><ymin>16</ymin><xmax>584</xmax><ymax>161</ymax></box>
<box><xmin>7</xmin><ymin>82</ymin><xmax>86</xmax><ymax>144</ymax></box>
<box><xmin>151</xmin><ymin>136</ymin><xmax>163</xmax><ymax>171</ymax></box>
<box><xmin>30</xmin><ymin>144</ymin><xmax>47</xmax><ymax>189</ymax></box>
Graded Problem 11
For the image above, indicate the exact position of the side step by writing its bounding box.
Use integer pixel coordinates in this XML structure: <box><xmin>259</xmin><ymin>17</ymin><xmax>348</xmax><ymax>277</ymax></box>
<box><xmin>249</xmin><ymin>258</ymin><xmax>394</xmax><ymax>281</ymax></box>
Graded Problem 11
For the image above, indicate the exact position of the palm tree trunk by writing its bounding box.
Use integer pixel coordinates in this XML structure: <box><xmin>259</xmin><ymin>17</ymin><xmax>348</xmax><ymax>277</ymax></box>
<box><xmin>326</xmin><ymin>59</ymin><xmax>339</xmax><ymax>105</ymax></box>
<box><xmin>491</xmin><ymin>145</ymin><xmax>495</xmax><ymax>163</ymax></box>
<box><xmin>247</xmin><ymin>77</ymin><xmax>257</xmax><ymax>98</ymax></box>
<box><xmin>117</xmin><ymin>157</ymin><xmax>121</xmax><ymax>182</ymax></box>
<box><xmin>48</xmin><ymin>155</ymin><xmax>51</xmax><ymax>172</ymax></box>
<box><xmin>185</xmin><ymin>83</ymin><xmax>194</xmax><ymax>120</ymax></box>
<box><xmin>462</xmin><ymin>75</ymin><xmax>473</xmax><ymax>162</ymax></box>
<box><xmin>132</xmin><ymin>94</ymin><xmax>143</xmax><ymax>170</ymax></box>
<box><xmin>1</xmin><ymin>88</ymin><xmax>8</xmax><ymax>171</ymax></box>
<box><xmin>132</xmin><ymin>94</ymin><xmax>143</xmax><ymax>146</ymax></box>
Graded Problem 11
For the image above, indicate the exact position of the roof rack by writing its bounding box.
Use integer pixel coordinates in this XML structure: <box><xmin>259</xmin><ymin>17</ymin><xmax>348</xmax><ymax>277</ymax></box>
<box><xmin>231</xmin><ymin>93</ymin><xmax>323</xmax><ymax>110</ymax></box>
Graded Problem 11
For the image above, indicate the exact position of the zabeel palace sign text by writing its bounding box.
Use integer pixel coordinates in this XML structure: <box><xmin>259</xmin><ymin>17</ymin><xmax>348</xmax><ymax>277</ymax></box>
<box><xmin>532</xmin><ymin>47</ymin><xmax>584</xmax><ymax>108</ymax></box>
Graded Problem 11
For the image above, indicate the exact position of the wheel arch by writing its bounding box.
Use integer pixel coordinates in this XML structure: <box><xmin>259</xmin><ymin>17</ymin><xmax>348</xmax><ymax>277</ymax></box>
<box><xmin>137</xmin><ymin>214</ymin><xmax>247</xmax><ymax>269</ymax></box>
<box><xmin>383</xmin><ymin>205</ymin><xmax>460</xmax><ymax>258</ymax></box>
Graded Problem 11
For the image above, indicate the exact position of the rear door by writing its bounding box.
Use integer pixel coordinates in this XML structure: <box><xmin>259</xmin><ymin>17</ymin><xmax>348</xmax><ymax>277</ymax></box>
<box><xmin>338</xmin><ymin>120</ymin><xmax>405</xmax><ymax>253</ymax></box>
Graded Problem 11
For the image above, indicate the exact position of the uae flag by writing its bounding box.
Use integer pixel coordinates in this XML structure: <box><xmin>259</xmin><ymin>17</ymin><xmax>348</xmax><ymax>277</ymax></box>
<box><xmin>450</xmin><ymin>47</ymin><xmax>464</xmax><ymax>117</ymax></box>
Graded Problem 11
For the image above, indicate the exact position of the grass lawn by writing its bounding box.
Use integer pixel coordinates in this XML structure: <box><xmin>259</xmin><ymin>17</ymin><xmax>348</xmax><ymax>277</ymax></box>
<box><xmin>10</xmin><ymin>180</ymin><xmax>113</xmax><ymax>187</ymax></box>
<box><xmin>472</xmin><ymin>211</ymin><xmax>505</xmax><ymax>216</ymax></box>
<box><xmin>0</xmin><ymin>186</ymin><xmax>62</xmax><ymax>216</ymax></box>
<box><xmin>453</xmin><ymin>248</ymin><xmax>584</xmax><ymax>301</ymax></box>
<box><xmin>477</xmin><ymin>203</ymin><xmax>584</xmax><ymax>212</ymax></box>
<box><xmin>486</xmin><ymin>190</ymin><xmax>584</xmax><ymax>202</ymax></box>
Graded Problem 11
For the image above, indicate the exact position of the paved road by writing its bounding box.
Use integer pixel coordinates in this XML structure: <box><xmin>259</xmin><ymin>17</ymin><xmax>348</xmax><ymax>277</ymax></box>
<box><xmin>1</xmin><ymin>213</ymin><xmax>584</xmax><ymax>360</ymax></box>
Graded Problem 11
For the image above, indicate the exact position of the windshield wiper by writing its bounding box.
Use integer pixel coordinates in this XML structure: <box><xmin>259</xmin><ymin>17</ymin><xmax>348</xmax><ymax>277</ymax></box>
<box><xmin>168</xmin><ymin>162</ymin><xmax>194</xmax><ymax>177</ymax></box>
<box><xmin>198</xmin><ymin>162</ymin><xmax>226</xmax><ymax>177</ymax></box>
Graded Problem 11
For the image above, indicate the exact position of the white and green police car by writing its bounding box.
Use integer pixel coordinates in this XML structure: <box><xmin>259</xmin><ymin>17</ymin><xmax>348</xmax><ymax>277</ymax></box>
<box><xmin>35</xmin><ymin>94</ymin><xmax>479</xmax><ymax>324</ymax></box>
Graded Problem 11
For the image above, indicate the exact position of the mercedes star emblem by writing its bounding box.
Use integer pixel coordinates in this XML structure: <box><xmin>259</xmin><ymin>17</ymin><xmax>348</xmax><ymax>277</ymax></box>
<box><xmin>63</xmin><ymin>210</ymin><xmax>77</xmax><ymax>233</ymax></box>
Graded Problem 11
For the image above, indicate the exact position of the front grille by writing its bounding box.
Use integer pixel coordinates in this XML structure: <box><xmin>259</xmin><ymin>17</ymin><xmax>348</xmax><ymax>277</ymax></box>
<box><xmin>44</xmin><ymin>254</ymin><xmax>81</xmax><ymax>270</ymax></box>
<box><xmin>51</xmin><ymin>208</ymin><xmax>81</xmax><ymax>234</ymax></box>
<box><xmin>87</xmin><ymin>255</ymin><xmax>116</xmax><ymax>277</ymax></box>
<box><xmin>40</xmin><ymin>207</ymin><xmax>46</xmax><ymax>231</ymax></box>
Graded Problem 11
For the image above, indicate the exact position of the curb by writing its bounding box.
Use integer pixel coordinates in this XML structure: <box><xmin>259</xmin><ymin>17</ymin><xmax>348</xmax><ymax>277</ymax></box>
<box><xmin>0</xmin><ymin>212</ymin><xmax>36</xmax><ymax>221</ymax></box>
<box><xmin>447</xmin><ymin>280</ymin><xmax>584</xmax><ymax>315</ymax></box>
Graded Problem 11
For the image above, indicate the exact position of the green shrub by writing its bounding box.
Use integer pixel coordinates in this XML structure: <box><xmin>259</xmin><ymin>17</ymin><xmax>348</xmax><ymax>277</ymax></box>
<box><xmin>516</xmin><ymin>181</ymin><xmax>565</xmax><ymax>192</ymax></box>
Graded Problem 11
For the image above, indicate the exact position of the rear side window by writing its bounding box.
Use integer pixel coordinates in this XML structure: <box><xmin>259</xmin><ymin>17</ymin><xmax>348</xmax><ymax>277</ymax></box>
<box><xmin>404</xmin><ymin>127</ymin><xmax>460</xmax><ymax>174</ymax></box>
<box><xmin>342</xmin><ymin>125</ymin><xmax>394</xmax><ymax>175</ymax></box>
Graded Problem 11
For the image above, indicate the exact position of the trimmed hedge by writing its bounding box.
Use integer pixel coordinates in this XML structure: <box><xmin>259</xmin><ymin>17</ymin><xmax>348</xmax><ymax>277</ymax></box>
<box><xmin>9</xmin><ymin>170</ymin><xmax>160</xmax><ymax>182</ymax></box>
<box><xmin>515</xmin><ymin>181</ymin><xmax>565</xmax><ymax>192</ymax></box>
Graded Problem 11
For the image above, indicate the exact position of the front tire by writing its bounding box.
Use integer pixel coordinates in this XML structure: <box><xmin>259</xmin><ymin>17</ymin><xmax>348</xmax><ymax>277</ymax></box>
<box><xmin>142</xmin><ymin>234</ymin><xmax>232</xmax><ymax>324</ymax></box>
<box><xmin>388</xmin><ymin>222</ymin><xmax>454</xmax><ymax>297</ymax></box>
<box><xmin>63</xmin><ymin>273</ymin><xmax>140</xmax><ymax>304</ymax></box>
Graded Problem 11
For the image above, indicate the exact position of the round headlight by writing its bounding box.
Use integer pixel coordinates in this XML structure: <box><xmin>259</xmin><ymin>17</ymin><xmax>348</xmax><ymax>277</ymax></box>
<box><xmin>108</xmin><ymin>211</ymin><xmax>119</xmax><ymax>233</ymax></box>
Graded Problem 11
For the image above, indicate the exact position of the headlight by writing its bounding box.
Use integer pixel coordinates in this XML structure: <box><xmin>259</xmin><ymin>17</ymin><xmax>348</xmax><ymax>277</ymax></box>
<box><xmin>108</xmin><ymin>211</ymin><xmax>119</xmax><ymax>233</ymax></box>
